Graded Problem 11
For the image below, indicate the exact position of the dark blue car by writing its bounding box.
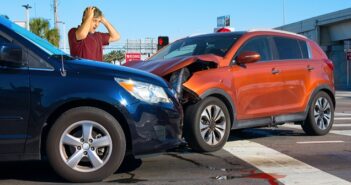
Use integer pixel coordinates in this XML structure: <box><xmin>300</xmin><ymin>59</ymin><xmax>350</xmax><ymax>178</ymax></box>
<box><xmin>0</xmin><ymin>16</ymin><xmax>182</xmax><ymax>182</ymax></box>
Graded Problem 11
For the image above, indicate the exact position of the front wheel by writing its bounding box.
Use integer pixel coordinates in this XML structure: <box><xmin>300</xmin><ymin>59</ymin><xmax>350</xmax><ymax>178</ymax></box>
<box><xmin>184</xmin><ymin>97</ymin><xmax>231</xmax><ymax>152</ymax></box>
<box><xmin>301</xmin><ymin>91</ymin><xmax>334</xmax><ymax>135</ymax></box>
<box><xmin>46</xmin><ymin>107</ymin><xmax>126</xmax><ymax>182</ymax></box>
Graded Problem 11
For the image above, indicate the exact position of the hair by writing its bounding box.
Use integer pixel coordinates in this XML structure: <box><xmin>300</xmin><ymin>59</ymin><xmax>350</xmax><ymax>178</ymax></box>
<box><xmin>82</xmin><ymin>6</ymin><xmax>103</xmax><ymax>22</ymax></box>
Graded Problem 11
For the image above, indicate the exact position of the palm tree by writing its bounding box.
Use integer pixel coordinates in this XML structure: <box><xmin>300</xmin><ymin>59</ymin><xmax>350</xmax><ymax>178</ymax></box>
<box><xmin>30</xmin><ymin>18</ymin><xmax>60</xmax><ymax>47</ymax></box>
<box><xmin>104</xmin><ymin>50</ymin><xmax>126</xmax><ymax>65</ymax></box>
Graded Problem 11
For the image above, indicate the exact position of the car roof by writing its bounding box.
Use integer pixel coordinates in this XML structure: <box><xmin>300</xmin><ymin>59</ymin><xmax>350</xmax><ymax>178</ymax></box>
<box><xmin>187</xmin><ymin>31</ymin><xmax>247</xmax><ymax>39</ymax></box>
<box><xmin>187</xmin><ymin>29</ymin><xmax>307</xmax><ymax>40</ymax></box>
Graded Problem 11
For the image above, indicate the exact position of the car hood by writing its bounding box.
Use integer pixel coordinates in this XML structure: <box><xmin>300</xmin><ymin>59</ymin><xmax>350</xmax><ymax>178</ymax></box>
<box><xmin>64</xmin><ymin>58</ymin><xmax>170</xmax><ymax>88</ymax></box>
<box><xmin>123</xmin><ymin>54</ymin><xmax>222</xmax><ymax>76</ymax></box>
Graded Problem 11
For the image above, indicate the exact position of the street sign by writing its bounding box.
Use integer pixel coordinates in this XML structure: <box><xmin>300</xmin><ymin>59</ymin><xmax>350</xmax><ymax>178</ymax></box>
<box><xmin>125</xmin><ymin>53</ymin><xmax>141</xmax><ymax>63</ymax></box>
<box><xmin>347</xmin><ymin>50</ymin><xmax>351</xmax><ymax>61</ymax></box>
<box><xmin>217</xmin><ymin>15</ymin><xmax>230</xmax><ymax>28</ymax></box>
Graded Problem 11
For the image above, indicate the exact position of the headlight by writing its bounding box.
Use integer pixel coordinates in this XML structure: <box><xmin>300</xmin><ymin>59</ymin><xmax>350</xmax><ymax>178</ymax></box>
<box><xmin>115</xmin><ymin>77</ymin><xmax>171</xmax><ymax>104</ymax></box>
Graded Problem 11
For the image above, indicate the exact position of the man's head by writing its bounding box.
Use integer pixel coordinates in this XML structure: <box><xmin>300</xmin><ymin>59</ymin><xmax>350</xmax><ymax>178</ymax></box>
<box><xmin>82</xmin><ymin>6</ymin><xmax>103</xmax><ymax>33</ymax></box>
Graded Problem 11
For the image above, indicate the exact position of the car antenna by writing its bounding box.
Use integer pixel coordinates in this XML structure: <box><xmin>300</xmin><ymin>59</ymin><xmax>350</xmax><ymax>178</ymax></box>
<box><xmin>60</xmin><ymin>54</ymin><xmax>67</xmax><ymax>77</ymax></box>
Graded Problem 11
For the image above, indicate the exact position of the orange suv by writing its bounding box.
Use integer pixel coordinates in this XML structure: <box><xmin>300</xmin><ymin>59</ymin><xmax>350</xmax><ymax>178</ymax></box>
<box><xmin>125</xmin><ymin>30</ymin><xmax>335</xmax><ymax>152</ymax></box>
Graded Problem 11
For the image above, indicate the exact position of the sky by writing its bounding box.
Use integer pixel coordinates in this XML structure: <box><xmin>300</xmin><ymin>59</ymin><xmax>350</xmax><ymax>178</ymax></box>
<box><xmin>1</xmin><ymin>0</ymin><xmax>351</xmax><ymax>48</ymax></box>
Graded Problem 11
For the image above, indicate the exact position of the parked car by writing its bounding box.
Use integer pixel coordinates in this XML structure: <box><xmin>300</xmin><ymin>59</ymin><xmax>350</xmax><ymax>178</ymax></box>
<box><xmin>0</xmin><ymin>16</ymin><xmax>183</xmax><ymax>182</ymax></box>
<box><xmin>125</xmin><ymin>29</ymin><xmax>335</xmax><ymax>152</ymax></box>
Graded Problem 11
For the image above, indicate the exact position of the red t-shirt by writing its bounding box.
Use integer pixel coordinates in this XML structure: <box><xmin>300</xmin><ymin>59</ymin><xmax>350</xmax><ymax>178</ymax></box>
<box><xmin>68</xmin><ymin>27</ymin><xmax>110</xmax><ymax>61</ymax></box>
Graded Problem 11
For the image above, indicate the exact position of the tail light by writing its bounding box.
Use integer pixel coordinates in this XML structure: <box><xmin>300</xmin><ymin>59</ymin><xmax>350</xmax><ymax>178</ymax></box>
<box><xmin>324</xmin><ymin>59</ymin><xmax>334</xmax><ymax>71</ymax></box>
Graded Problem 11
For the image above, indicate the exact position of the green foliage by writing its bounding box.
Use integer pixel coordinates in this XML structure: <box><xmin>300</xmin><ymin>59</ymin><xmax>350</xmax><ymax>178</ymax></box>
<box><xmin>104</xmin><ymin>50</ymin><xmax>125</xmax><ymax>64</ymax></box>
<box><xmin>30</xmin><ymin>18</ymin><xmax>60</xmax><ymax>47</ymax></box>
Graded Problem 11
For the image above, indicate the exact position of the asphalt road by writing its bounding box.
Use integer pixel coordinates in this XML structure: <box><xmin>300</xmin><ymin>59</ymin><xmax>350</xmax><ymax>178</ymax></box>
<box><xmin>1</xmin><ymin>91</ymin><xmax>351</xmax><ymax>185</ymax></box>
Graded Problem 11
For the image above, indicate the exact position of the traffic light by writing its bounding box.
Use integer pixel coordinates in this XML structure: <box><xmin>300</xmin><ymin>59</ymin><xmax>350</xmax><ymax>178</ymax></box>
<box><xmin>157</xmin><ymin>36</ymin><xmax>169</xmax><ymax>50</ymax></box>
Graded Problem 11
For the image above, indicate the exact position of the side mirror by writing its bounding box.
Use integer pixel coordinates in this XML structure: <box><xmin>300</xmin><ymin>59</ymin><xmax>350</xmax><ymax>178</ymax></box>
<box><xmin>236</xmin><ymin>51</ymin><xmax>261</xmax><ymax>64</ymax></box>
<box><xmin>0</xmin><ymin>43</ymin><xmax>23</xmax><ymax>67</ymax></box>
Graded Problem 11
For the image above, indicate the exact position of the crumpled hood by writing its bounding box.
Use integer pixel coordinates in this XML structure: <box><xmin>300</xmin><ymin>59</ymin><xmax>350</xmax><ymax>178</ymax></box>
<box><xmin>123</xmin><ymin>54</ymin><xmax>222</xmax><ymax>76</ymax></box>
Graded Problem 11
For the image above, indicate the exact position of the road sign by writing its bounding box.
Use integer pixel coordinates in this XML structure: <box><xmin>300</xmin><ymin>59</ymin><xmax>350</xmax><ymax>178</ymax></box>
<box><xmin>347</xmin><ymin>51</ymin><xmax>351</xmax><ymax>61</ymax></box>
<box><xmin>125</xmin><ymin>53</ymin><xmax>141</xmax><ymax>63</ymax></box>
<box><xmin>217</xmin><ymin>15</ymin><xmax>230</xmax><ymax>28</ymax></box>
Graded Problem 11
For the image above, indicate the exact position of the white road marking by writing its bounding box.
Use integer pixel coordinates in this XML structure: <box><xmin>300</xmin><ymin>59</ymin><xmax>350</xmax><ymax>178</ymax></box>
<box><xmin>329</xmin><ymin>130</ymin><xmax>351</xmax><ymax>137</ymax></box>
<box><xmin>335</xmin><ymin>117</ymin><xmax>351</xmax><ymax>120</ymax></box>
<box><xmin>224</xmin><ymin>140</ymin><xmax>351</xmax><ymax>185</ymax></box>
<box><xmin>282</xmin><ymin>124</ymin><xmax>351</xmax><ymax>137</ymax></box>
<box><xmin>296</xmin><ymin>140</ymin><xmax>344</xmax><ymax>144</ymax></box>
<box><xmin>335</xmin><ymin>113</ymin><xmax>351</xmax><ymax>116</ymax></box>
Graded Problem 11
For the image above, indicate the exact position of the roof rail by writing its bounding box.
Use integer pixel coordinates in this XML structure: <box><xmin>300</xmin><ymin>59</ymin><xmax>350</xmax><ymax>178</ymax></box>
<box><xmin>248</xmin><ymin>29</ymin><xmax>307</xmax><ymax>39</ymax></box>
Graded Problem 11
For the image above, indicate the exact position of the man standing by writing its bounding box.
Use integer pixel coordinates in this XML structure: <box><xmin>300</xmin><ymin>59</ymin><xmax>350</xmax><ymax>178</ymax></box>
<box><xmin>68</xmin><ymin>7</ymin><xmax>120</xmax><ymax>61</ymax></box>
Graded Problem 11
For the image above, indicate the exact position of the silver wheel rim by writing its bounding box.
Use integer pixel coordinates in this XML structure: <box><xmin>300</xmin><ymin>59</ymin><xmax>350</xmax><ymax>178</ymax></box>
<box><xmin>313</xmin><ymin>97</ymin><xmax>332</xmax><ymax>130</ymax></box>
<box><xmin>199</xmin><ymin>105</ymin><xmax>227</xmax><ymax>146</ymax></box>
<box><xmin>59</xmin><ymin>120</ymin><xmax>113</xmax><ymax>172</ymax></box>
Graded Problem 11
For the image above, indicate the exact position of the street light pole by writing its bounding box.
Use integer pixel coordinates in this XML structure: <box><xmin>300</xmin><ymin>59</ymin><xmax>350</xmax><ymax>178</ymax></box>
<box><xmin>57</xmin><ymin>21</ymin><xmax>66</xmax><ymax>53</ymax></box>
<box><xmin>22</xmin><ymin>4</ymin><xmax>32</xmax><ymax>30</ymax></box>
<box><xmin>283</xmin><ymin>0</ymin><xmax>286</xmax><ymax>25</ymax></box>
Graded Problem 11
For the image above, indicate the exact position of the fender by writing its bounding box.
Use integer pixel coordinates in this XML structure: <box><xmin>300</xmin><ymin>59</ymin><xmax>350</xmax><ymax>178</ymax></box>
<box><xmin>304</xmin><ymin>84</ymin><xmax>335</xmax><ymax>118</ymax></box>
<box><xmin>199</xmin><ymin>88</ymin><xmax>237</xmax><ymax>127</ymax></box>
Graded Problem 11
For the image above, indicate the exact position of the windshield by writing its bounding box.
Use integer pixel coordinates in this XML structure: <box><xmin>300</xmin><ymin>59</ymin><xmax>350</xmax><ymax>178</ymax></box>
<box><xmin>0</xmin><ymin>16</ymin><xmax>66</xmax><ymax>56</ymax></box>
<box><xmin>149</xmin><ymin>33</ymin><xmax>242</xmax><ymax>61</ymax></box>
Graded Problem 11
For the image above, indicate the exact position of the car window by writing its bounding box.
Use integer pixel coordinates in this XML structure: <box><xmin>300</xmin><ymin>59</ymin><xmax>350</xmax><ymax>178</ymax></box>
<box><xmin>0</xmin><ymin>35</ymin><xmax>10</xmax><ymax>43</ymax></box>
<box><xmin>236</xmin><ymin>37</ymin><xmax>272</xmax><ymax>62</ymax></box>
<box><xmin>273</xmin><ymin>37</ymin><xmax>303</xmax><ymax>60</ymax></box>
<box><xmin>28</xmin><ymin>50</ymin><xmax>54</xmax><ymax>69</ymax></box>
<box><xmin>298</xmin><ymin>40</ymin><xmax>309</xmax><ymax>59</ymax></box>
<box><xmin>164</xmin><ymin>43</ymin><xmax>196</xmax><ymax>59</ymax></box>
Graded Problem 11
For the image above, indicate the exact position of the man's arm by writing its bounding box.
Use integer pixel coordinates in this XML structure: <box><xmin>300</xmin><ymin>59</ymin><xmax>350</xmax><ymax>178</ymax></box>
<box><xmin>101</xmin><ymin>16</ymin><xmax>120</xmax><ymax>42</ymax></box>
<box><xmin>75</xmin><ymin>7</ymin><xmax>95</xmax><ymax>40</ymax></box>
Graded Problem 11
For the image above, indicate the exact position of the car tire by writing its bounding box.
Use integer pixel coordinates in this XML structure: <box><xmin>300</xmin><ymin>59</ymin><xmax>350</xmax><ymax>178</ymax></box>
<box><xmin>301</xmin><ymin>91</ymin><xmax>334</xmax><ymax>136</ymax></box>
<box><xmin>46</xmin><ymin>106</ymin><xmax>126</xmax><ymax>182</ymax></box>
<box><xmin>184</xmin><ymin>97</ymin><xmax>231</xmax><ymax>152</ymax></box>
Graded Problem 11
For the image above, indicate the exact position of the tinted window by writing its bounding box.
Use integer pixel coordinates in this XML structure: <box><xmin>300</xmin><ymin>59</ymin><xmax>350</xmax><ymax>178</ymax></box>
<box><xmin>299</xmin><ymin>40</ymin><xmax>309</xmax><ymax>59</ymax></box>
<box><xmin>28</xmin><ymin>51</ymin><xmax>53</xmax><ymax>69</ymax></box>
<box><xmin>236</xmin><ymin>37</ymin><xmax>272</xmax><ymax>61</ymax></box>
<box><xmin>274</xmin><ymin>37</ymin><xmax>302</xmax><ymax>60</ymax></box>
<box><xmin>0</xmin><ymin>35</ymin><xmax>10</xmax><ymax>43</ymax></box>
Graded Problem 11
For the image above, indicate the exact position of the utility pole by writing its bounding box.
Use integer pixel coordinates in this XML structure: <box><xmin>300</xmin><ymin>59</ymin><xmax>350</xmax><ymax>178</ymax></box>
<box><xmin>22</xmin><ymin>4</ymin><xmax>32</xmax><ymax>30</ymax></box>
<box><xmin>283</xmin><ymin>0</ymin><xmax>286</xmax><ymax>25</ymax></box>
<box><xmin>54</xmin><ymin>0</ymin><xmax>59</xmax><ymax>30</ymax></box>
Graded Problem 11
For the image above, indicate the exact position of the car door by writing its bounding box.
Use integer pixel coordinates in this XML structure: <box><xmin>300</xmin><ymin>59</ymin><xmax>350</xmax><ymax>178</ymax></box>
<box><xmin>232</xmin><ymin>36</ymin><xmax>286</xmax><ymax>120</ymax></box>
<box><xmin>271</xmin><ymin>36</ymin><xmax>311</xmax><ymax>114</ymax></box>
<box><xmin>0</xmin><ymin>33</ymin><xmax>30</xmax><ymax>154</ymax></box>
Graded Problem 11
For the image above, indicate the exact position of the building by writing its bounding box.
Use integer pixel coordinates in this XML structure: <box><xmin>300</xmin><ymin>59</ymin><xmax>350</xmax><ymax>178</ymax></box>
<box><xmin>277</xmin><ymin>8</ymin><xmax>351</xmax><ymax>90</ymax></box>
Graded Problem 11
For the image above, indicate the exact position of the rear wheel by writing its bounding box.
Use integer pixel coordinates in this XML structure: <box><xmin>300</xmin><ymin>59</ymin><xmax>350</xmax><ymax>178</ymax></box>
<box><xmin>46</xmin><ymin>107</ymin><xmax>126</xmax><ymax>182</ymax></box>
<box><xmin>301</xmin><ymin>91</ymin><xmax>334</xmax><ymax>135</ymax></box>
<box><xmin>184</xmin><ymin>97</ymin><xmax>231</xmax><ymax>152</ymax></box>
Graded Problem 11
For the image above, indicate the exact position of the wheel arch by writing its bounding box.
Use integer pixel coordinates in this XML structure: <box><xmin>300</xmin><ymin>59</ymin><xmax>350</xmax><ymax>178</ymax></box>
<box><xmin>199</xmin><ymin>88</ymin><xmax>236</xmax><ymax>127</ymax></box>
<box><xmin>41</xmin><ymin>99</ymin><xmax>133</xmax><ymax>157</ymax></box>
<box><xmin>306</xmin><ymin>85</ymin><xmax>335</xmax><ymax>113</ymax></box>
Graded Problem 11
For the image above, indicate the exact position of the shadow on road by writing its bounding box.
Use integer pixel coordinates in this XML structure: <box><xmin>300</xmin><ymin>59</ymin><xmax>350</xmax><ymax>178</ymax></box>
<box><xmin>228</xmin><ymin>127</ymin><xmax>306</xmax><ymax>141</ymax></box>
<box><xmin>0</xmin><ymin>155</ymin><xmax>143</xmax><ymax>183</ymax></box>
<box><xmin>0</xmin><ymin>160</ymin><xmax>63</xmax><ymax>183</ymax></box>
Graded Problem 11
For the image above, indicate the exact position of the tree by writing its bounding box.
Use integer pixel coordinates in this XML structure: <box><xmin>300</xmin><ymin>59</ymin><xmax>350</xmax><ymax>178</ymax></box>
<box><xmin>104</xmin><ymin>50</ymin><xmax>126</xmax><ymax>65</ymax></box>
<box><xmin>30</xmin><ymin>18</ymin><xmax>60</xmax><ymax>47</ymax></box>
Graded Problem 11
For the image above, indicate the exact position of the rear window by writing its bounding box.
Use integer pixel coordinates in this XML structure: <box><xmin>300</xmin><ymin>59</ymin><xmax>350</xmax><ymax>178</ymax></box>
<box><xmin>298</xmin><ymin>40</ymin><xmax>309</xmax><ymax>59</ymax></box>
<box><xmin>274</xmin><ymin>37</ymin><xmax>304</xmax><ymax>60</ymax></box>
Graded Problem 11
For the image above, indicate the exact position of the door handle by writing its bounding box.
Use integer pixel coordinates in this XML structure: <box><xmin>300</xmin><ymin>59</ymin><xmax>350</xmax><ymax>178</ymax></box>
<box><xmin>307</xmin><ymin>65</ymin><xmax>314</xmax><ymax>71</ymax></box>
<box><xmin>272</xmin><ymin>68</ymin><xmax>280</xmax><ymax>74</ymax></box>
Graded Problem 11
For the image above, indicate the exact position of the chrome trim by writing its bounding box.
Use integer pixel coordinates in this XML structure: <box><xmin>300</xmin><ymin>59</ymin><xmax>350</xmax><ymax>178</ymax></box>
<box><xmin>29</xmin><ymin>67</ymin><xmax>55</xmax><ymax>72</ymax></box>
<box><xmin>248</xmin><ymin>29</ymin><xmax>307</xmax><ymax>39</ymax></box>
